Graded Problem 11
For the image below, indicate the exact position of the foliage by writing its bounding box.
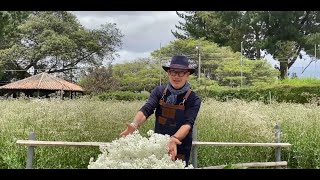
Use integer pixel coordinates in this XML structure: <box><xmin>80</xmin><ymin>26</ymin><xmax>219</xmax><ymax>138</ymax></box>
<box><xmin>0</xmin><ymin>11</ymin><xmax>31</xmax><ymax>81</ymax></box>
<box><xmin>112</xmin><ymin>58</ymin><xmax>166</xmax><ymax>92</ymax></box>
<box><xmin>215</xmin><ymin>58</ymin><xmax>279</xmax><ymax>87</ymax></box>
<box><xmin>172</xmin><ymin>11</ymin><xmax>244</xmax><ymax>57</ymax></box>
<box><xmin>174</xmin><ymin>11</ymin><xmax>320</xmax><ymax>79</ymax></box>
<box><xmin>172</xmin><ymin>11</ymin><xmax>210</xmax><ymax>41</ymax></box>
<box><xmin>195</xmin><ymin>83</ymin><xmax>320</xmax><ymax>104</ymax></box>
<box><xmin>0</xmin><ymin>11</ymin><xmax>31</xmax><ymax>49</ymax></box>
<box><xmin>151</xmin><ymin>38</ymin><xmax>278</xmax><ymax>87</ymax></box>
<box><xmin>79</xmin><ymin>65</ymin><xmax>119</xmax><ymax>95</ymax></box>
<box><xmin>0</xmin><ymin>11</ymin><xmax>123</xmax><ymax>81</ymax></box>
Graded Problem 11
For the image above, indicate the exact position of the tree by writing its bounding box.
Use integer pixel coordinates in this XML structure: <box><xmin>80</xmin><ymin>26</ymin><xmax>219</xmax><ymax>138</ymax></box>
<box><xmin>173</xmin><ymin>11</ymin><xmax>320</xmax><ymax>79</ymax></box>
<box><xmin>112</xmin><ymin>58</ymin><xmax>166</xmax><ymax>92</ymax></box>
<box><xmin>0</xmin><ymin>11</ymin><xmax>31</xmax><ymax>49</ymax></box>
<box><xmin>151</xmin><ymin>38</ymin><xmax>278</xmax><ymax>87</ymax></box>
<box><xmin>261</xmin><ymin>11</ymin><xmax>320</xmax><ymax>79</ymax></box>
<box><xmin>79</xmin><ymin>65</ymin><xmax>119</xmax><ymax>95</ymax></box>
<box><xmin>172</xmin><ymin>11</ymin><xmax>209</xmax><ymax>40</ymax></box>
<box><xmin>0</xmin><ymin>11</ymin><xmax>123</xmax><ymax>81</ymax></box>
<box><xmin>215</xmin><ymin>57</ymin><xmax>278</xmax><ymax>87</ymax></box>
<box><xmin>0</xmin><ymin>11</ymin><xmax>31</xmax><ymax>81</ymax></box>
<box><xmin>172</xmin><ymin>11</ymin><xmax>244</xmax><ymax>56</ymax></box>
<box><xmin>151</xmin><ymin>38</ymin><xmax>240</xmax><ymax>81</ymax></box>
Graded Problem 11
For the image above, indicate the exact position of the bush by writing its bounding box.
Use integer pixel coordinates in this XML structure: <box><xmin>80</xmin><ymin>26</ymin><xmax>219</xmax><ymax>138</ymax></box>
<box><xmin>195</xmin><ymin>84</ymin><xmax>320</xmax><ymax>104</ymax></box>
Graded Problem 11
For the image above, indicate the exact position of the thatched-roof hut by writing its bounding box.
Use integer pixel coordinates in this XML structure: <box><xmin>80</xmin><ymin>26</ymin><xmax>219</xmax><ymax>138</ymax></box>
<box><xmin>0</xmin><ymin>72</ymin><xmax>84</xmax><ymax>99</ymax></box>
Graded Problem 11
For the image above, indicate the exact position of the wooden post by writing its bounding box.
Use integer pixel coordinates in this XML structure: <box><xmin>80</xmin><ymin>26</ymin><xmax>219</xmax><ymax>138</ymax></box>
<box><xmin>269</xmin><ymin>91</ymin><xmax>272</xmax><ymax>104</ymax></box>
<box><xmin>26</xmin><ymin>132</ymin><xmax>36</xmax><ymax>169</ymax></box>
<box><xmin>275</xmin><ymin>123</ymin><xmax>281</xmax><ymax>169</ymax></box>
<box><xmin>191</xmin><ymin>125</ymin><xmax>198</xmax><ymax>168</ymax></box>
<box><xmin>60</xmin><ymin>90</ymin><xmax>63</xmax><ymax>100</ymax></box>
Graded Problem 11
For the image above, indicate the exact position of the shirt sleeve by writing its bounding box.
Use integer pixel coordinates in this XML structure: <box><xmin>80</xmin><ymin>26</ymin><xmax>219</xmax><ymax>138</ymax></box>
<box><xmin>139</xmin><ymin>86</ymin><xmax>163</xmax><ymax>119</ymax></box>
<box><xmin>183</xmin><ymin>93</ymin><xmax>201</xmax><ymax>129</ymax></box>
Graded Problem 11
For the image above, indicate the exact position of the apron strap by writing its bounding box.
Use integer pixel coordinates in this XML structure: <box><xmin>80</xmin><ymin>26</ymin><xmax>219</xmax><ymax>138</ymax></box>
<box><xmin>160</xmin><ymin>86</ymin><xmax>168</xmax><ymax>101</ymax></box>
<box><xmin>183</xmin><ymin>89</ymin><xmax>192</xmax><ymax>100</ymax></box>
<box><xmin>179</xmin><ymin>89</ymin><xmax>192</xmax><ymax>105</ymax></box>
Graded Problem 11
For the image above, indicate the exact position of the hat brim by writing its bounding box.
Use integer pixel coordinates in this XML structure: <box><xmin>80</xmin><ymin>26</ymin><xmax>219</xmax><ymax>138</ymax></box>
<box><xmin>162</xmin><ymin>66</ymin><xmax>195</xmax><ymax>75</ymax></box>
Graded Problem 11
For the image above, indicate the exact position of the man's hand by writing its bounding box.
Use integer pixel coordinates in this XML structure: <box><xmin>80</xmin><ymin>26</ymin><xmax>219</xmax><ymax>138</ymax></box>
<box><xmin>119</xmin><ymin>123</ymin><xmax>136</xmax><ymax>137</ymax></box>
<box><xmin>168</xmin><ymin>136</ymin><xmax>182</xmax><ymax>161</ymax></box>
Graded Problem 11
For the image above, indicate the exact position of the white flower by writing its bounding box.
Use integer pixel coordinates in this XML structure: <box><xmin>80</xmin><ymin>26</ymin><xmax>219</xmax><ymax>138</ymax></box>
<box><xmin>88</xmin><ymin>130</ymin><xmax>192</xmax><ymax>169</ymax></box>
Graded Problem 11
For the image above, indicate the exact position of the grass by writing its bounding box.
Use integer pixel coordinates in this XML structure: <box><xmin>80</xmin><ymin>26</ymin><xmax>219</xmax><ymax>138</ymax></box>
<box><xmin>1</xmin><ymin>97</ymin><xmax>320</xmax><ymax>169</ymax></box>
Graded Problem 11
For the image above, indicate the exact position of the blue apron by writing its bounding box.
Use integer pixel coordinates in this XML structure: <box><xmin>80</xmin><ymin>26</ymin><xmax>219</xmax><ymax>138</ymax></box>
<box><xmin>154</xmin><ymin>86</ymin><xmax>192</xmax><ymax>166</ymax></box>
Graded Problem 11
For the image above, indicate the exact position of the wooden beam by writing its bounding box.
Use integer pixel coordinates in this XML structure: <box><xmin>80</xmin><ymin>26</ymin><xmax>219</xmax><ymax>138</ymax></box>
<box><xmin>192</xmin><ymin>141</ymin><xmax>291</xmax><ymax>147</ymax></box>
<box><xmin>17</xmin><ymin>140</ymin><xmax>291</xmax><ymax>148</ymax></box>
<box><xmin>201</xmin><ymin>161</ymin><xmax>288</xmax><ymax>169</ymax></box>
<box><xmin>16</xmin><ymin>140</ymin><xmax>109</xmax><ymax>147</ymax></box>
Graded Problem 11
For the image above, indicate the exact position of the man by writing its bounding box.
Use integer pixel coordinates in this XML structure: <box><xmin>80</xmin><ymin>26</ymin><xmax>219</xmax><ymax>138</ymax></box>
<box><xmin>120</xmin><ymin>55</ymin><xmax>201</xmax><ymax>166</ymax></box>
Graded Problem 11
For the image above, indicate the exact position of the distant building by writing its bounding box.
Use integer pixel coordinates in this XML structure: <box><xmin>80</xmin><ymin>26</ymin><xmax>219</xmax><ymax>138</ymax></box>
<box><xmin>0</xmin><ymin>72</ymin><xmax>84</xmax><ymax>99</ymax></box>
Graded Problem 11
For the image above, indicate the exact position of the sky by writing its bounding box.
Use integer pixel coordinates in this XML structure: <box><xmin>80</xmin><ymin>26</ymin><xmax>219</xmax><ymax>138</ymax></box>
<box><xmin>265</xmin><ymin>52</ymin><xmax>320</xmax><ymax>78</ymax></box>
<box><xmin>72</xmin><ymin>11</ymin><xmax>181</xmax><ymax>64</ymax></box>
<box><xmin>72</xmin><ymin>11</ymin><xmax>319</xmax><ymax>78</ymax></box>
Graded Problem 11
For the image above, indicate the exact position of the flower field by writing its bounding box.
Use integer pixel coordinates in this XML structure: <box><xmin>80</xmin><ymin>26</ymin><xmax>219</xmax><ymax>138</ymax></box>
<box><xmin>1</xmin><ymin>98</ymin><xmax>320</xmax><ymax>168</ymax></box>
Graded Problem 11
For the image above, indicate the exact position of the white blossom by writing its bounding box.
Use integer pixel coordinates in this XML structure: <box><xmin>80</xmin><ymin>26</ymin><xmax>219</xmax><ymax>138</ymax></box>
<box><xmin>88</xmin><ymin>130</ymin><xmax>193</xmax><ymax>169</ymax></box>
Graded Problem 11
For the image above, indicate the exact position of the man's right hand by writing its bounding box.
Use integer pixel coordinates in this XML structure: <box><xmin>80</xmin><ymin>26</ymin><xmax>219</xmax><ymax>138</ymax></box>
<box><xmin>119</xmin><ymin>123</ymin><xmax>136</xmax><ymax>137</ymax></box>
<box><xmin>168</xmin><ymin>136</ymin><xmax>182</xmax><ymax>161</ymax></box>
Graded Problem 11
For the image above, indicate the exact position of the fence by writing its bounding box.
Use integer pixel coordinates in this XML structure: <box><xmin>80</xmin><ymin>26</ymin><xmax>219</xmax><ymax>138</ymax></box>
<box><xmin>191</xmin><ymin>123</ymin><xmax>291</xmax><ymax>168</ymax></box>
<box><xmin>16</xmin><ymin>123</ymin><xmax>291</xmax><ymax>169</ymax></box>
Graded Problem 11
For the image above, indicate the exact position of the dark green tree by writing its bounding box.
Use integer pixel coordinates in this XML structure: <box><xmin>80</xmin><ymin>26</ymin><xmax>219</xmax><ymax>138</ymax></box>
<box><xmin>0</xmin><ymin>11</ymin><xmax>123</xmax><ymax>82</ymax></box>
<box><xmin>173</xmin><ymin>11</ymin><xmax>320</xmax><ymax>79</ymax></box>
<box><xmin>0</xmin><ymin>11</ymin><xmax>31</xmax><ymax>82</ymax></box>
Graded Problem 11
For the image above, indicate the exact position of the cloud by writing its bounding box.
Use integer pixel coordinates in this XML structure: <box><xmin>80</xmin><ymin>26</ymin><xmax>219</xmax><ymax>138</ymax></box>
<box><xmin>113</xmin><ymin>50</ymin><xmax>152</xmax><ymax>64</ymax></box>
<box><xmin>72</xmin><ymin>11</ymin><xmax>183</xmax><ymax>64</ymax></box>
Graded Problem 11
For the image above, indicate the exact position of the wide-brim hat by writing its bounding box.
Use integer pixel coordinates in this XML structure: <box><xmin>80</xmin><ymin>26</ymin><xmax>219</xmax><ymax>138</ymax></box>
<box><xmin>162</xmin><ymin>55</ymin><xmax>195</xmax><ymax>74</ymax></box>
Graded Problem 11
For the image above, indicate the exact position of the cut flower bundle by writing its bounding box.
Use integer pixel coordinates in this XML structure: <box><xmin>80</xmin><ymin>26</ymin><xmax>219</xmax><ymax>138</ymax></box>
<box><xmin>88</xmin><ymin>130</ymin><xmax>192</xmax><ymax>169</ymax></box>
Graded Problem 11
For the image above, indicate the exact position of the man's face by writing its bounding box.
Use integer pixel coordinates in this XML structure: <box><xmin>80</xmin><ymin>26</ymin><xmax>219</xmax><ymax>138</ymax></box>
<box><xmin>167</xmin><ymin>68</ymin><xmax>190</xmax><ymax>89</ymax></box>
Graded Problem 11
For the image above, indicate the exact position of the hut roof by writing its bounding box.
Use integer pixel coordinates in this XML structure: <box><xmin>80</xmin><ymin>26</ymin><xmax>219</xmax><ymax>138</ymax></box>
<box><xmin>0</xmin><ymin>72</ymin><xmax>84</xmax><ymax>92</ymax></box>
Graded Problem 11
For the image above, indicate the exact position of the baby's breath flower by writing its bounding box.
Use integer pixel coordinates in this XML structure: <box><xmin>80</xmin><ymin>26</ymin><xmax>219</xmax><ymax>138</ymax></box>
<box><xmin>88</xmin><ymin>130</ymin><xmax>190</xmax><ymax>169</ymax></box>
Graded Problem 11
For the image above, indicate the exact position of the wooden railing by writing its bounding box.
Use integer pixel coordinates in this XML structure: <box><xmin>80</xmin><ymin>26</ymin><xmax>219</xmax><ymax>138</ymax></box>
<box><xmin>16</xmin><ymin>123</ymin><xmax>291</xmax><ymax>169</ymax></box>
<box><xmin>190</xmin><ymin>123</ymin><xmax>291</xmax><ymax>168</ymax></box>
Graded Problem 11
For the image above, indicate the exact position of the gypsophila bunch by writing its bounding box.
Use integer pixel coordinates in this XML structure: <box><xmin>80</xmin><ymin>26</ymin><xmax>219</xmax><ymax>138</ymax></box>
<box><xmin>88</xmin><ymin>130</ymin><xmax>191</xmax><ymax>169</ymax></box>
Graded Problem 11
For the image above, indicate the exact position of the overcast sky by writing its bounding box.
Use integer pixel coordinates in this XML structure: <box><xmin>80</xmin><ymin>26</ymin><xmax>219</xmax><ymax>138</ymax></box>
<box><xmin>72</xmin><ymin>11</ymin><xmax>182</xmax><ymax>64</ymax></box>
